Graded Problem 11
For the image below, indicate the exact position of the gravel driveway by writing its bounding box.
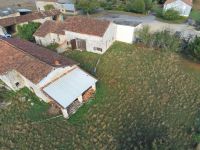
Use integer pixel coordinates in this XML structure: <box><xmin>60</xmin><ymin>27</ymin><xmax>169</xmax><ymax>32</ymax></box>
<box><xmin>98</xmin><ymin>13</ymin><xmax>156</xmax><ymax>24</ymax></box>
<box><xmin>97</xmin><ymin>12</ymin><xmax>200</xmax><ymax>39</ymax></box>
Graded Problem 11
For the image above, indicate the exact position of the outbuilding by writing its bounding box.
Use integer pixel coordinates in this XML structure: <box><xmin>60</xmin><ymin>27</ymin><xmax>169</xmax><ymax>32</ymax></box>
<box><xmin>163</xmin><ymin>0</ymin><xmax>193</xmax><ymax>17</ymax></box>
<box><xmin>0</xmin><ymin>38</ymin><xmax>97</xmax><ymax>118</ymax></box>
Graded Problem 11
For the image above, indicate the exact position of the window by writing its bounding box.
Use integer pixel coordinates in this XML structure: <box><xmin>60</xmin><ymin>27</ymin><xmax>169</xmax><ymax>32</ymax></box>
<box><xmin>15</xmin><ymin>82</ymin><xmax>20</xmax><ymax>87</ymax></box>
<box><xmin>94</xmin><ymin>47</ymin><xmax>102</xmax><ymax>52</ymax></box>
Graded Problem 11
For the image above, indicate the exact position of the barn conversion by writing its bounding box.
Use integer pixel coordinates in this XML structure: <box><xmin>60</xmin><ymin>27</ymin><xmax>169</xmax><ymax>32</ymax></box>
<box><xmin>163</xmin><ymin>0</ymin><xmax>193</xmax><ymax>17</ymax></box>
<box><xmin>34</xmin><ymin>16</ymin><xmax>116</xmax><ymax>54</ymax></box>
<box><xmin>0</xmin><ymin>37</ymin><xmax>97</xmax><ymax>118</ymax></box>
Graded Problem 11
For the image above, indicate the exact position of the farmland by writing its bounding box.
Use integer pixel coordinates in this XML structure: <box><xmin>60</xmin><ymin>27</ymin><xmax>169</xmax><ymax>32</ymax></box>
<box><xmin>1</xmin><ymin>42</ymin><xmax>200</xmax><ymax>149</ymax></box>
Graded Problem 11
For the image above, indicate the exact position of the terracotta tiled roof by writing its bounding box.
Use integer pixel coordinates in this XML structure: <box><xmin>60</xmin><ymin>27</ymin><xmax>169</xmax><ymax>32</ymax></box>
<box><xmin>164</xmin><ymin>0</ymin><xmax>193</xmax><ymax>6</ymax></box>
<box><xmin>34</xmin><ymin>16</ymin><xmax>111</xmax><ymax>37</ymax></box>
<box><xmin>64</xmin><ymin>16</ymin><xmax>110</xmax><ymax>37</ymax></box>
<box><xmin>0</xmin><ymin>38</ymin><xmax>77</xmax><ymax>83</ymax></box>
<box><xmin>0</xmin><ymin>10</ymin><xmax>61</xmax><ymax>27</ymax></box>
<box><xmin>34</xmin><ymin>20</ymin><xmax>66</xmax><ymax>37</ymax></box>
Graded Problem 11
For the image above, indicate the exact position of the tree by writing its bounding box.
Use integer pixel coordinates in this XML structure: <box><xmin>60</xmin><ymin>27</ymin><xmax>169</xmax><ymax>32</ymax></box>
<box><xmin>76</xmin><ymin>0</ymin><xmax>100</xmax><ymax>14</ymax></box>
<box><xmin>44</xmin><ymin>4</ymin><xmax>55</xmax><ymax>11</ymax></box>
<box><xmin>17</xmin><ymin>22</ymin><xmax>41</xmax><ymax>41</ymax></box>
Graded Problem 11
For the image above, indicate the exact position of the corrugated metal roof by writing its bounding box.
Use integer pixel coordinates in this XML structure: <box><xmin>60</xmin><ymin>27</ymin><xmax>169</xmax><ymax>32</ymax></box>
<box><xmin>43</xmin><ymin>68</ymin><xmax>97</xmax><ymax>108</ymax></box>
<box><xmin>63</xmin><ymin>3</ymin><xmax>75</xmax><ymax>11</ymax></box>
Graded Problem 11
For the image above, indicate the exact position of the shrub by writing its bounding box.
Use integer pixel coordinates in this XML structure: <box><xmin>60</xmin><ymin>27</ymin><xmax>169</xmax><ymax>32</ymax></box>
<box><xmin>126</xmin><ymin>0</ymin><xmax>145</xmax><ymax>13</ymax></box>
<box><xmin>162</xmin><ymin>9</ymin><xmax>181</xmax><ymax>20</ymax></box>
<box><xmin>17</xmin><ymin>22</ymin><xmax>40</xmax><ymax>41</ymax></box>
<box><xmin>76</xmin><ymin>0</ymin><xmax>100</xmax><ymax>14</ymax></box>
<box><xmin>144</xmin><ymin>0</ymin><xmax>153</xmax><ymax>10</ymax></box>
<box><xmin>136</xmin><ymin>26</ymin><xmax>181</xmax><ymax>52</ymax></box>
<box><xmin>188</xmin><ymin>36</ymin><xmax>200</xmax><ymax>60</ymax></box>
<box><xmin>46</xmin><ymin>43</ymin><xmax>59</xmax><ymax>51</ymax></box>
<box><xmin>44</xmin><ymin>4</ymin><xmax>55</xmax><ymax>11</ymax></box>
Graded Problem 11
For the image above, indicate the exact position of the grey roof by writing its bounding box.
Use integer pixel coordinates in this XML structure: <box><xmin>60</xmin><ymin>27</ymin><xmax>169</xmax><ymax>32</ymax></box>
<box><xmin>113</xmin><ymin>20</ymin><xmax>141</xmax><ymax>27</ymax></box>
<box><xmin>0</xmin><ymin>7</ymin><xmax>17</xmax><ymax>17</ymax></box>
<box><xmin>0</xmin><ymin>7</ymin><xmax>32</xmax><ymax>17</ymax></box>
<box><xmin>43</xmin><ymin>67</ymin><xmax>97</xmax><ymax>108</ymax></box>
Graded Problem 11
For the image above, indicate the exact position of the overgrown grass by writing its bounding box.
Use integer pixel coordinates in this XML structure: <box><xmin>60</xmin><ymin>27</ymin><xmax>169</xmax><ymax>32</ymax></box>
<box><xmin>190</xmin><ymin>10</ymin><xmax>200</xmax><ymax>21</ymax></box>
<box><xmin>1</xmin><ymin>42</ymin><xmax>200</xmax><ymax>149</ymax></box>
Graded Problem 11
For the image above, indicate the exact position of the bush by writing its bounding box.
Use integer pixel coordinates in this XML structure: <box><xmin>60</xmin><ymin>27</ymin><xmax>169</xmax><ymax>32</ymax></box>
<box><xmin>17</xmin><ymin>22</ymin><xmax>40</xmax><ymax>41</ymax></box>
<box><xmin>136</xmin><ymin>26</ymin><xmax>181</xmax><ymax>52</ymax></box>
<box><xmin>46</xmin><ymin>43</ymin><xmax>59</xmax><ymax>51</ymax></box>
<box><xmin>126</xmin><ymin>0</ymin><xmax>145</xmax><ymax>13</ymax></box>
<box><xmin>162</xmin><ymin>9</ymin><xmax>181</xmax><ymax>20</ymax></box>
<box><xmin>188</xmin><ymin>36</ymin><xmax>200</xmax><ymax>60</ymax></box>
<box><xmin>44</xmin><ymin>4</ymin><xmax>55</xmax><ymax>11</ymax></box>
<box><xmin>144</xmin><ymin>0</ymin><xmax>153</xmax><ymax>10</ymax></box>
<box><xmin>76</xmin><ymin>0</ymin><xmax>100</xmax><ymax>14</ymax></box>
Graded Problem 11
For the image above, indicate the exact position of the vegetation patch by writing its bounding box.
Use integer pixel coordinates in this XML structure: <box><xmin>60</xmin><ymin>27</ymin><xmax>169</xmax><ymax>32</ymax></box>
<box><xmin>17</xmin><ymin>22</ymin><xmax>41</xmax><ymax>41</ymax></box>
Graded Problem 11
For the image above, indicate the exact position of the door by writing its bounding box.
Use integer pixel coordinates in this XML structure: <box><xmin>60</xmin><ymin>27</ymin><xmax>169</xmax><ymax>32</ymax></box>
<box><xmin>70</xmin><ymin>39</ymin><xmax>77</xmax><ymax>50</ymax></box>
<box><xmin>76</xmin><ymin>39</ymin><xmax>86</xmax><ymax>50</ymax></box>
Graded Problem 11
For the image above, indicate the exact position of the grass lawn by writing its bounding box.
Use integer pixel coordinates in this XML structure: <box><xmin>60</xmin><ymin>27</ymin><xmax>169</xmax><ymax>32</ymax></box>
<box><xmin>190</xmin><ymin>10</ymin><xmax>200</xmax><ymax>21</ymax></box>
<box><xmin>1</xmin><ymin>42</ymin><xmax>200</xmax><ymax>149</ymax></box>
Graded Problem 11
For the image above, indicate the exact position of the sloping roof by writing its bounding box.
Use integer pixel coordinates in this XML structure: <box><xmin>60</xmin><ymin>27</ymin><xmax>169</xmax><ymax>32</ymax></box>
<box><xmin>43</xmin><ymin>67</ymin><xmax>97</xmax><ymax>108</ymax></box>
<box><xmin>164</xmin><ymin>0</ymin><xmax>193</xmax><ymax>6</ymax></box>
<box><xmin>34</xmin><ymin>16</ymin><xmax>111</xmax><ymax>37</ymax></box>
<box><xmin>0</xmin><ymin>38</ymin><xmax>77</xmax><ymax>83</ymax></box>
<box><xmin>64</xmin><ymin>16</ymin><xmax>110</xmax><ymax>37</ymax></box>
<box><xmin>34</xmin><ymin>20</ymin><xmax>66</xmax><ymax>37</ymax></box>
<box><xmin>0</xmin><ymin>10</ymin><xmax>60</xmax><ymax>27</ymax></box>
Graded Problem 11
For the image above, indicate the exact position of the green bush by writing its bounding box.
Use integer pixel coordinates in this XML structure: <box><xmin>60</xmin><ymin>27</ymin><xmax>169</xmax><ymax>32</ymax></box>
<box><xmin>76</xmin><ymin>0</ymin><xmax>100</xmax><ymax>14</ymax></box>
<box><xmin>144</xmin><ymin>0</ymin><xmax>153</xmax><ymax>10</ymax></box>
<box><xmin>162</xmin><ymin>9</ymin><xmax>181</xmax><ymax>20</ymax></box>
<box><xmin>46</xmin><ymin>43</ymin><xmax>59</xmax><ymax>51</ymax></box>
<box><xmin>17</xmin><ymin>22</ymin><xmax>40</xmax><ymax>41</ymax></box>
<box><xmin>126</xmin><ymin>0</ymin><xmax>145</xmax><ymax>13</ymax></box>
<box><xmin>44</xmin><ymin>4</ymin><xmax>55</xmax><ymax>11</ymax></box>
<box><xmin>188</xmin><ymin>36</ymin><xmax>200</xmax><ymax>60</ymax></box>
<box><xmin>136</xmin><ymin>26</ymin><xmax>181</xmax><ymax>52</ymax></box>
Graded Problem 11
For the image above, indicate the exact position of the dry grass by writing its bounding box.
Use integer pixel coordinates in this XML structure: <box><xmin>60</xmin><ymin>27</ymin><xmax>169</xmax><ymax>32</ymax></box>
<box><xmin>1</xmin><ymin>42</ymin><xmax>200</xmax><ymax>149</ymax></box>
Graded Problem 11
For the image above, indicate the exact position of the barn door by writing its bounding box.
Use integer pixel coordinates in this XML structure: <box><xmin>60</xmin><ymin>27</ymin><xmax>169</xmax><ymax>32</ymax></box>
<box><xmin>76</xmin><ymin>39</ymin><xmax>86</xmax><ymax>50</ymax></box>
<box><xmin>70</xmin><ymin>39</ymin><xmax>77</xmax><ymax>50</ymax></box>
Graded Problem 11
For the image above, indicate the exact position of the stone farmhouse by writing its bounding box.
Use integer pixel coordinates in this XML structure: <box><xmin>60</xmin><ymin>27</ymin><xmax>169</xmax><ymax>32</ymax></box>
<box><xmin>164</xmin><ymin>0</ymin><xmax>193</xmax><ymax>17</ymax></box>
<box><xmin>34</xmin><ymin>16</ymin><xmax>116</xmax><ymax>54</ymax></box>
<box><xmin>0</xmin><ymin>10</ymin><xmax>62</xmax><ymax>36</ymax></box>
<box><xmin>0</xmin><ymin>38</ymin><xmax>97</xmax><ymax>118</ymax></box>
<box><xmin>36</xmin><ymin>0</ymin><xmax>77</xmax><ymax>14</ymax></box>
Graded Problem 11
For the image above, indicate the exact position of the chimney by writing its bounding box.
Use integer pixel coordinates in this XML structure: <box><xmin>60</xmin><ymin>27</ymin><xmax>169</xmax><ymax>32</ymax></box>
<box><xmin>54</xmin><ymin>60</ymin><xmax>61</xmax><ymax>66</ymax></box>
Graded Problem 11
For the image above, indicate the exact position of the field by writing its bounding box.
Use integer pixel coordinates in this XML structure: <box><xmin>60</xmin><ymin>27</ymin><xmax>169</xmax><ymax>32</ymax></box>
<box><xmin>1</xmin><ymin>42</ymin><xmax>200</xmax><ymax>149</ymax></box>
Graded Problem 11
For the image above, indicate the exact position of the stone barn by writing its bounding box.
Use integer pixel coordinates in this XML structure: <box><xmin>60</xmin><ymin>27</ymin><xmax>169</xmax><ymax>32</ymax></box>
<box><xmin>34</xmin><ymin>16</ymin><xmax>116</xmax><ymax>54</ymax></box>
<box><xmin>0</xmin><ymin>38</ymin><xmax>97</xmax><ymax>118</ymax></box>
